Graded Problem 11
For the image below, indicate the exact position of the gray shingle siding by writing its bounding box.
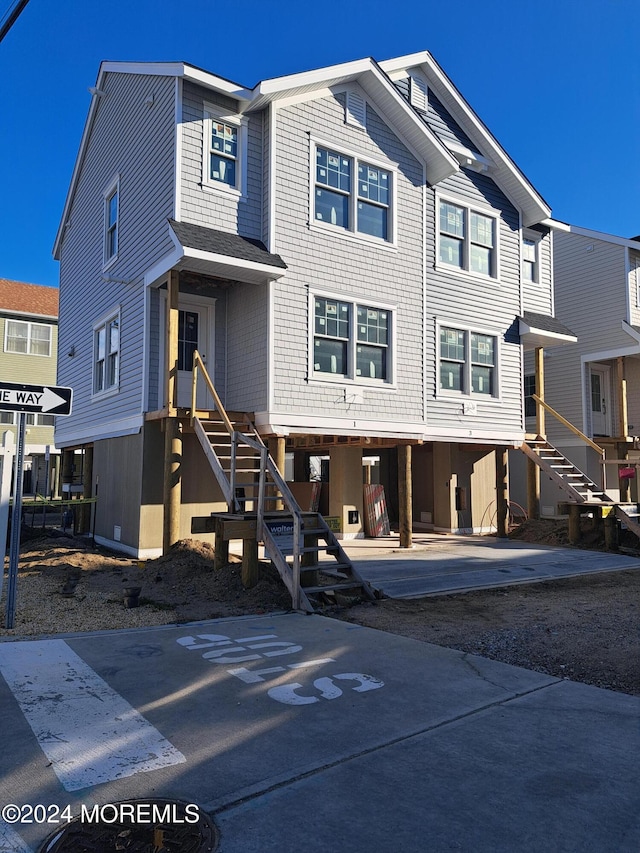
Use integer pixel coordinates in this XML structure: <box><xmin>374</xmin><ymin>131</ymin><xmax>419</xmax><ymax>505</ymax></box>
<box><xmin>522</xmin><ymin>227</ymin><xmax>553</xmax><ymax>315</ymax></box>
<box><xmin>225</xmin><ymin>283</ymin><xmax>268</xmax><ymax>411</ymax></box>
<box><xmin>270</xmin><ymin>91</ymin><xmax>425</xmax><ymax>424</ymax></box>
<box><xmin>394</xmin><ymin>77</ymin><xmax>480</xmax><ymax>154</ymax></box>
<box><xmin>180</xmin><ymin>81</ymin><xmax>263</xmax><ymax>239</ymax></box>
<box><xmin>56</xmin><ymin>72</ymin><xmax>176</xmax><ymax>446</ymax></box>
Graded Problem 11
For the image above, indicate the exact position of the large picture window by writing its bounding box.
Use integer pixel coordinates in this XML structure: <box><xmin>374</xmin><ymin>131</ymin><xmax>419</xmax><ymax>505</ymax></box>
<box><xmin>439</xmin><ymin>325</ymin><xmax>497</xmax><ymax>397</ymax></box>
<box><xmin>93</xmin><ymin>312</ymin><xmax>120</xmax><ymax>395</ymax></box>
<box><xmin>313</xmin><ymin>144</ymin><xmax>393</xmax><ymax>243</ymax></box>
<box><xmin>438</xmin><ymin>198</ymin><xmax>498</xmax><ymax>278</ymax></box>
<box><xmin>313</xmin><ymin>295</ymin><xmax>392</xmax><ymax>383</ymax></box>
<box><xmin>5</xmin><ymin>320</ymin><xmax>52</xmax><ymax>356</ymax></box>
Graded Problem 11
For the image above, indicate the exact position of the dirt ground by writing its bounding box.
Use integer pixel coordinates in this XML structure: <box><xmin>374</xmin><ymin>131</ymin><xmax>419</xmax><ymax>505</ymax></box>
<box><xmin>1</xmin><ymin>519</ymin><xmax>639</xmax><ymax>698</ymax></box>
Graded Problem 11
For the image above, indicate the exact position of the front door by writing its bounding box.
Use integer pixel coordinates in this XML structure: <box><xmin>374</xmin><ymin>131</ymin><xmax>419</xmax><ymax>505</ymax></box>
<box><xmin>590</xmin><ymin>365</ymin><xmax>610</xmax><ymax>436</ymax></box>
<box><xmin>176</xmin><ymin>301</ymin><xmax>214</xmax><ymax>409</ymax></box>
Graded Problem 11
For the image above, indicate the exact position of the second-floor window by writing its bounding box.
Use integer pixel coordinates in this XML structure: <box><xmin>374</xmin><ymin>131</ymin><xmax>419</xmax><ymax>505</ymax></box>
<box><xmin>94</xmin><ymin>312</ymin><xmax>120</xmax><ymax>395</ymax></box>
<box><xmin>438</xmin><ymin>199</ymin><xmax>498</xmax><ymax>279</ymax></box>
<box><xmin>202</xmin><ymin>107</ymin><xmax>247</xmax><ymax>195</ymax></box>
<box><xmin>314</xmin><ymin>145</ymin><xmax>393</xmax><ymax>243</ymax></box>
<box><xmin>312</xmin><ymin>295</ymin><xmax>392</xmax><ymax>382</ymax></box>
<box><xmin>439</xmin><ymin>326</ymin><xmax>497</xmax><ymax>397</ymax></box>
<box><xmin>524</xmin><ymin>374</ymin><xmax>536</xmax><ymax>417</ymax></box>
<box><xmin>4</xmin><ymin>320</ymin><xmax>52</xmax><ymax>356</ymax></box>
<box><xmin>522</xmin><ymin>238</ymin><xmax>538</xmax><ymax>283</ymax></box>
<box><xmin>103</xmin><ymin>178</ymin><xmax>119</xmax><ymax>266</ymax></box>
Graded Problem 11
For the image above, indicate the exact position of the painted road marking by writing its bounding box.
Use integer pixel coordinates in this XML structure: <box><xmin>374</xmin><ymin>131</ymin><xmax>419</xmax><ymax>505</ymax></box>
<box><xmin>0</xmin><ymin>640</ymin><xmax>185</xmax><ymax>792</ymax></box>
<box><xmin>268</xmin><ymin>673</ymin><xmax>384</xmax><ymax>705</ymax></box>
<box><xmin>0</xmin><ymin>821</ymin><xmax>34</xmax><ymax>852</ymax></box>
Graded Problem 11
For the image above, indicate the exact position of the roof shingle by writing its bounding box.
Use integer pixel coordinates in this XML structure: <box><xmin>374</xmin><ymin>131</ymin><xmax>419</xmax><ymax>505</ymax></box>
<box><xmin>0</xmin><ymin>279</ymin><xmax>59</xmax><ymax>318</ymax></box>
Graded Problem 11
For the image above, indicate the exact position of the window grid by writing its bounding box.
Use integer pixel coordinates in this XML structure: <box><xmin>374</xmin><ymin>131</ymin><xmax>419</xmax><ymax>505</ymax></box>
<box><xmin>94</xmin><ymin>315</ymin><xmax>120</xmax><ymax>395</ymax></box>
<box><xmin>314</xmin><ymin>145</ymin><xmax>392</xmax><ymax>242</ymax></box>
<box><xmin>524</xmin><ymin>374</ymin><xmax>536</xmax><ymax>418</ymax></box>
<box><xmin>313</xmin><ymin>297</ymin><xmax>391</xmax><ymax>382</ymax></box>
<box><xmin>5</xmin><ymin>320</ymin><xmax>52</xmax><ymax>357</ymax></box>
<box><xmin>523</xmin><ymin>238</ymin><xmax>537</xmax><ymax>282</ymax></box>
<box><xmin>209</xmin><ymin>121</ymin><xmax>238</xmax><ymax>187</ymax></box>
<box><xmin>439</xmin><ymin>326</ymin><xmax>497</xmax><ymax>397</ymax></box>
<box><xmin>438</xmin><ymin>200</ymin><xmax>497</xmax><ymax>278</ymax></box>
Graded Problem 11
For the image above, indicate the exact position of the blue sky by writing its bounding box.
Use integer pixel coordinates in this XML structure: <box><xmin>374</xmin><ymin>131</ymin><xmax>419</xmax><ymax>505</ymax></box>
<box><xmin>1</xmin><ymin>0</ymin><xmax>639</xmax><ymax>288</ymax></box>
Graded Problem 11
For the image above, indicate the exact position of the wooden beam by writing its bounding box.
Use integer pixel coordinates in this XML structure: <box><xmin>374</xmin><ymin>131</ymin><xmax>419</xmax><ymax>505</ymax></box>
<box><xmin>166</xmin><ymin>269</ymin><xmax>179</xmax><ymax>416</ymax></box>
<box><xmin>269</xmin><ymin>436</ymin><xmax>286</xmax><ymax>510</ymax></box>
<box><xmin>398</xmin><ymin>443</ymin><xmax>412</xmax><ymax>548</ymax></box>
<box><xmin>162</xmin><ymin>417</ymin><xmax>182</xmax><ymax>554</ymax></box>
<box><xmin>617</xmin><ymin>357</ymin><xmax>628</xmax><ymax>439</ymax></box>
<box><xmin>241</xmin><ymin>537</ymin><xmax>259</xmax><ymax>588</ymax></box>
<box><xmin>495</xmin><ymin>447</ymin><xmax>509</xmax><ymax>538</ymax></box>
<box><xmin>535</xmin><ymin>346</ymin><xmax>545</xmax><ymax>437</ymax></box>
<box><xmin>526</xmin><ymin>456</ymin><xmax>540</xmax><ymax>520</ymax></box>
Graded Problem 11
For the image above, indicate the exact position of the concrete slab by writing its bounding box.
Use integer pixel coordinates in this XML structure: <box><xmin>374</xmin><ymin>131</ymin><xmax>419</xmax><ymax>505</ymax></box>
<box><xmin>341</xmin><ymin>535</ymin><xmax>640</xmax><ymax>597</ymax></box>
<box><xmin>0</xmin><ymin>613</ymin><xmax>638</xmax><ymax>851</ymax></box>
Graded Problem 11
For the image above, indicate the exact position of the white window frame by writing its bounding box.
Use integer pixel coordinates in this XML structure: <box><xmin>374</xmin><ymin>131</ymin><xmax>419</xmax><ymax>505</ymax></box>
<box><xmin>92</xmin><ymin>307</ymin><xmax>121</xmax><ymax>398</ymax></box>
<box><xmin>436</xmin><ymin>320</ymin><xmax>501</xmax><ymax>400</ymax></box>
<box><xmin>435</xmin><ymin>192</ymin><xmax>501</xmax><ymax>282</ymax></box>
<box><xmin>522</xmin><ymin>235</ymin><xmax>540</xmax><ymax>284</ymax></box>
<box><xmin>201</xmin><ymin>104</ymin><xmax>248</xmax><ymax>198</ymax></box>
<box><xmin>309</xmin><ymin>137</ymin><xmax>397</xmax><ymax>248</ymax></box>
<box><xmin>4</xmin><ymin>319</ymin><xmax>52</xmax><ymax>357</ymax></box>
<box><xmin>103</xmin><ymin>175</ymin><xmax>120</xmax><ymax>270</ymax></box>
<box><xmin>308</xmin><ymin>290</ymin><xmax>396</xmax><ymax>388</ymax></box>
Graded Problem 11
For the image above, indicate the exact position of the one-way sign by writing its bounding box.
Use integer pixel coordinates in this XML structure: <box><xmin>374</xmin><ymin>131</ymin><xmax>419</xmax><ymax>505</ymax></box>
<box><xmin>0</xmin><ymin>381</ymin><xmax>73</xmax><ymax>416</ymax></box>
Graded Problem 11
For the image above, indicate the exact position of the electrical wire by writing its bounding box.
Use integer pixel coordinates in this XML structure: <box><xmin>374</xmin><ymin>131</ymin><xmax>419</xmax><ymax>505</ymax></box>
<box><xmin>0</xmin><ymin>0</ymin><xmax>31</xmax><ymax>44</ymax></box>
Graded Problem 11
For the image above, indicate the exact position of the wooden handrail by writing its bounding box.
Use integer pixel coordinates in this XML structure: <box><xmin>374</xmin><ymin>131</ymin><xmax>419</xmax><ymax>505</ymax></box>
<box><xmin>191</xmin><ymin>350</ymin><xmax>234</xmax><ymax>435</ymax></box>
<box><xmin>532</xmin><ymin>394</ymin><xmax>604</xmax><ymax>455</ymax></box>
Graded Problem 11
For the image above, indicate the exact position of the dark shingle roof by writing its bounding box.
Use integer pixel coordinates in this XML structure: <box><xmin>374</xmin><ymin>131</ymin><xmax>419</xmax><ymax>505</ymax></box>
<box><xmin>0</xmin><ymin>279</ymin><xmax>59</xmax><ymax>318</ymax></box>
<box><xmin>520</xmin><ymin>311</ymin><xmax>575</xmax><ymax>338</ymax></box>
<box><xmin>169</xmin><ymin>220</ymin><xmax>287</xmax><ymax>269</ymax></box>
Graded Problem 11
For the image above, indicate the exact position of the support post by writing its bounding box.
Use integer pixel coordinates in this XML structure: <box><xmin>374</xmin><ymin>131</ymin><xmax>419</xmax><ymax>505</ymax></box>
<box><xmin>617</xmin><ymin>357</ymin><xmax>628</xmax><ymax>439</ymax></box>
<box><xmin>162</xmin><ymin>418</ymin><xmax>182</xmax><ymax>554</ymax></box>
<box><xmin>495</xmin><ymin>447</ymin><xmax>509</xmax><ymax>538</ymax></box>
<box><xmin>398</xmin><ymin>443</ymin><xmax>412</xmax><ymax>548</ymax></box>
<box><xmin>568</xmin><ymin>504</ymin><xmax>581</xmax><ymax>545</ymax></box>
<box><xmin>535</xmin><ymin>346</ymin><xmax>545</xmax><ymax>437</ymax></box>
<box><xmin>268</xmin><ymin>436</ymin><xmax>286</xmax><ymax>510</ymax></box>
<box><xmin>214</xmin><ymin>516</ymin><xmax>229</xmax><ymax>569</ymax></box>
<box><xmin>77</xmin><ymin>446</ymin><xmax>94</xmax><ymax>534</ymax></box>
<box><xmin>241</xmin><ymin>537</ymin><xmax>259</xmax><ymax>588</ymax></box>
<box><xmin>166</xmin><ymin>269</ymin><xmax>179</xmax><ymax>415</ymax></box>
<box><xmin>526</xmin><ymin>456</ymin><xmax>540</xmax><ymax>520</ymax></box>
<box><xmin>604</xmin><ymin>512</ymin><xmax>619</xmax><ymax>551</ymax></box>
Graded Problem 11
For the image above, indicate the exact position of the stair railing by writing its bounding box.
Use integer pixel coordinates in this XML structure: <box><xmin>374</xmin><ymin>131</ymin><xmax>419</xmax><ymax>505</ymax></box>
<box><xmin>191</xmin><ymin>350</ymin><xmax>305</xmax><ymax>607</ymax></box>
<box><xmin>532</xmin><ymin>393</ymin><xmax>606</xmax><ymax>489</ymax></box>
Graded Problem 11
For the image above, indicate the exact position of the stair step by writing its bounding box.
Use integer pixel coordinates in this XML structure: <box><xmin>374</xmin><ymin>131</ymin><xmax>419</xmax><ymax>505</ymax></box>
<box><xmin>302</xmin><ymin>582</ymin><xmax>364</xmax><ymax>594</ymax></box>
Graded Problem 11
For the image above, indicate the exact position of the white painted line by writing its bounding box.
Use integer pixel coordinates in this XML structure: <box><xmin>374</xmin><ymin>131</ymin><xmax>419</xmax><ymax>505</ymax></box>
<box><xmin>0</xmin><ymin>821</ymin><xmax>34</xmax><ymax>852</ymax></box>
<box><xmin>0</xmin><ymin>640</ymin><xmax>186</xmax><ymax>792</ymax></box>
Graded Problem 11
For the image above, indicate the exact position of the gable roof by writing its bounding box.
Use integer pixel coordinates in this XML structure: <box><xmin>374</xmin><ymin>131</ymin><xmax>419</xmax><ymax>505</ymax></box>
<box><xmin>169</xmin><ymin>220</ymin><xmax>286</xmax><ymax>269</ymax></box>
<box><xmin>0</xmin><ymin>279</ymin><xmax>59</xmax><ymax>320</ymax></box>
<box><xmin>380</xmin><ymin>52</ymin><xmax>551</xmax><ymax>227</ymax></box>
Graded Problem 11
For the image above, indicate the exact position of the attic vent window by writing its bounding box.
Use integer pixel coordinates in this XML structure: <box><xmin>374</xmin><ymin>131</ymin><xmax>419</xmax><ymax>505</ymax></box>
<box><xmin>409</xmin><ymin>73</ymin><xmax>428</xmax><ymax>112</ymax></box>
<box><xmin>345</xmin><ymin>91</ymin><xmax>366</xmax><ymax>130</ymax></box>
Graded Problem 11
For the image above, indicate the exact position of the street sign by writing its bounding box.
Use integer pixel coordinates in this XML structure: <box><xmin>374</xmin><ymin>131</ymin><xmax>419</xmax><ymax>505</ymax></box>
<box><xmin>0</xmin><ymin>381</ymin><xmax>73</xmax><ymax>416</ymax></box>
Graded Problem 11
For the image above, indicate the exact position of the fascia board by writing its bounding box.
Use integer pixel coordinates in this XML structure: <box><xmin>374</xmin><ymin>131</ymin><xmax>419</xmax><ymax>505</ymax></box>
<box><xmin>101</xmin><ymin>61</ymin><xmax>253</xmax><ymax>101</ymax></box>
<box><xmin>545</xmin><ymin>219</ymin><xmax>640</xmax><ymax>250</ymax></box>
<box><xmin>380</xmin><ymin>54</ymin><xmax>551</xmax><ymax>226</ymax></box>
<box><xmin>182</xmin><ymin>246</ymin><xmax>286</xmax><ymax>279</ymax></box>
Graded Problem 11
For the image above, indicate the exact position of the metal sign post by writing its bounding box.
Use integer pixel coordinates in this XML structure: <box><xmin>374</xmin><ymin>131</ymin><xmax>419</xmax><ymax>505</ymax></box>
<box><xmin>0</xmin><ymin>381</ymin><xmax>73</xmax><ymax>629</ymax></box>
<box><xmin>5</xmin><ymin>413</ymin><xmax>26</xmax><ymax>628</ymax></box>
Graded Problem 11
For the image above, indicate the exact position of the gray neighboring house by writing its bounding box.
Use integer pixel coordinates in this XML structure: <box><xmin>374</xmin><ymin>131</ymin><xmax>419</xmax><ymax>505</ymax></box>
<box><xmin>511</xmin><ymin>222</ymin><xmax>640</xmax><ymax>516</ymax></box>
<box><xmin>53</xmin><ymin>51</ymin><xmax>563</xmax><ymax>558</ymax></box>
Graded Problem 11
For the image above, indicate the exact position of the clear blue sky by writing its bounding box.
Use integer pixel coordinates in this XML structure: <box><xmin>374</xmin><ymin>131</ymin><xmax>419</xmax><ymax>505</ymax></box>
<box><xmin>1</xmin><ymin>0</ymin><xmax>639</xmax><ymax>288</ymax></box>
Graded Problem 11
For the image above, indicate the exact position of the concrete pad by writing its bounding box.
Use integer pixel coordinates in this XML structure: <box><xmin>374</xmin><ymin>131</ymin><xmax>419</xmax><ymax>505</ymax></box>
<box><xmin>0</xmin><ymin>613</ymin><xmax>638</xmax><ymax>852</ymax></box>
<box><xmin>343</xmin><ymin>536</ymin><xmax>640</xmax><ymax>596</ymax></box>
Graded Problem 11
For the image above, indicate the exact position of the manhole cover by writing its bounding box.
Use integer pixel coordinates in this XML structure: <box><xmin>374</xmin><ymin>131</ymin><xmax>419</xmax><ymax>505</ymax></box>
<box><xmin>39</xmin><ymin>799</ymin><xmax>219</xmax><ymax>852</ymax></box>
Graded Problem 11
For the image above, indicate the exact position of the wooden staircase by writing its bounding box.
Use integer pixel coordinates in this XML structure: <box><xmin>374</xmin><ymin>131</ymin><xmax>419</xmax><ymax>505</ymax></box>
<box><xmin>189</xmin><ymin>354</ymin><xmax>375</xmax><ymax>611</ymax></box>
<box><xmin>521</xmin><ymin>437</ymin><xmax>611</xmax><ymax>503</ymax></box>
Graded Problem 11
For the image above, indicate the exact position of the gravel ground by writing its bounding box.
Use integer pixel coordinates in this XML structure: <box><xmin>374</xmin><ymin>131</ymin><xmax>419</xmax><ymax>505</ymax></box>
<box><xmin>1</xmin><ymin>522</ymin><xmax>639</xmax><ymax>698</ymax></box>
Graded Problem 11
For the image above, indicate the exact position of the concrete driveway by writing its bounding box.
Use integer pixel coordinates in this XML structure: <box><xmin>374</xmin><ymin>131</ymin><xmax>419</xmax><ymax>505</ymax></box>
<box><xmin>0</xmin><ymin>612</ymin><xmax>638</xmax><ymax>852</ymax></box>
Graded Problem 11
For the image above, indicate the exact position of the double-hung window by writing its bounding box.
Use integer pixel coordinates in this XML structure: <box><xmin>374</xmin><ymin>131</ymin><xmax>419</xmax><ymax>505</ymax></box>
<box><xmin>438</xmin><ymin>198</ymin><xmax>498</xmax><ymax>278</ymax></box>
<box><xmin>522</xmin><ymin>238</ymin><xmax>538</xmax><ymax>283</ymax></box>
<box><xmin>203</xmin><ymin>107</ymin><xmax>246</xmax><ymax>195</ymax></box>
<box><xmin>524</xmin><ymin>374</ymin><xmax>536</xmax><ymax>418</ymax></box>
<box><xmin>439</xmin><ymin>325</ymin><xmax>497</xmax><ymax>397</ymax></box>
<box><xmin>4</xmin><ymin>320</ymin><xmax>52</xmax><ymax>356</ymax></box>
<box><xmin>93</xmin><ymin>312</ymin><xmax>120</xmax><ymax>395</ymax></box>
<box><xmin>313</xmin><ymin>144</ymin><xmax>393</xmax><ymax>243</ymax></box>
<box><xmin>313</xmin><ymin>295</ymin><xmax>392</xmax><ymax>383</ymax></box>
<box><xmin>103</xmin><ymin>177</ymin><xmax>119</xmax><ymax>267</ymax></box>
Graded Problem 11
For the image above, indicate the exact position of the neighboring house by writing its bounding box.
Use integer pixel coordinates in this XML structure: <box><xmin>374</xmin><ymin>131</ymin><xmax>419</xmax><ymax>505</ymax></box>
<box><xmin>0</xmin><ymin>279</ymin><xmax>60</xmax><ymax>495</ymax></box>
<box><xmin>53</xmin><ymin>51</ymin><xmax>565</xmax><ymax>558</ymax></box>
<box><xmin>512</xmin><ymin>223</ymin><xmax>640</xmax><ymax>516</ymax></box>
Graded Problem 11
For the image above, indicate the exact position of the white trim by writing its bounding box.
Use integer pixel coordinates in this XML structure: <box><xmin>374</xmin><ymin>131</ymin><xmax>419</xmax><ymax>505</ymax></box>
<box><xmin>91</xmin><ymin>306</ymin><xmax>121</xmax><ymax>398</ymax></box>
<box><xmin>56</xmin><ymin>414</ymin><xmax>144</xmax><ymax>447</ymax></box>
<box><xmin>0</xmin><ymin>308</ymin><xmax>58</xmax><ymax>321</ymax></box>
<box><xmin>3</xmin><ymin>318</ymin><xmax>53</xmax><ymax>357</ymax></box>
<box><xmin>268</xmin><ymin>279</ymin><xmax>275</xmax><ymax>412</ymax></box>
<box><xmin>308</xmin><ymin>289</ymin><xmax>396</xmax><ymax>387</ymax></box>
<box><xmin>201</xmin><ymin>104</ymin><xmax>248</xmax><ymax>197</ymax></box>
<box><xmin>102</xmin><ymin>174</ymin><xmax>120</xmax><ymax>270</ymax></box>
<box><xmin>422</xmin><ymin>162</ymin><xmax>428</xmax><ymax>424</ymax></box>
<box><xmin>435</xmin><ymin>319</ymin><xmax>502</xmax><ymax>402</ymax></box>
<box><xmin>588</xmin><ymin>362</ymin><xmax>612</xmax><ymax>437</ymax></box>
<box><xmin>435</xmin><ymin>191</ymin><xmax>502</xmax><ymax>283</ymax></box>
<box><xmin>522</xmin><ymin>229</ymin><xmax>541</xmax><ymax>285</ymax></box>
<box><xmin>549</xmin><ymin>228</ymin><xmax>556</xmax><ymax>317</ymax></box>
<box><xmin>142</xmin><ymin>283</ymin><xmax>150</xmax><ymax>413</ymax></box>
<box><xmin>174</xmin><ymin>78</ymin><xmax>183</xmax><ymax>221</ymax></box>
<box><xmin>265</xmin><ymin>87</ymin><xmax>334</xmax><ymax>111</ymax></box>
<box><xmin>267</xmin><ymin>101</ymin><xmax>277</xmax><ymax>253</ymax></box>
<box><xmin>309</xmin><ymin>135</ymin><xmax>398</xmax><ymax>248</ymax></box>
<box><xmin>93</xmin><ymin>534</ymin><xmax>162</xmax><ymax>560</ymax></box>
<box><xmin>544</xmin><ymin>218</ymin><xmax>640</xmax><ymax>250</ymax></box>
<box><xmin>144</xmin><ymin>246</ymin><xmax>183</xmax><ymax>287</ymax></box>
<box><xmin>254</xmin><ymin>410</ymin><xmax>523</xmax><ymax>445</ymax></box>
<box><xmin>624</xmin><ymin>246</ymin><xmax>632</xmax><ymax>322</ymax></box>
<box><xmin>182</xmin><ymin>246</ymin><xmax>286</xmax><ymax>278</ymax></box>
